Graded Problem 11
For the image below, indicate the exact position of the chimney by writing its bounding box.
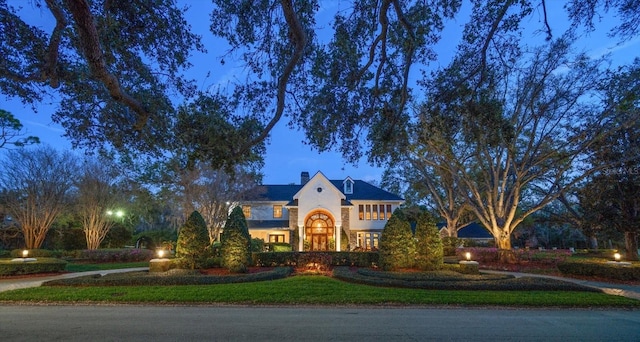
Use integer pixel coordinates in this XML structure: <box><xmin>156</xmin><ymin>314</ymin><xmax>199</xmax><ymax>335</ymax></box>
<box><xmin>301</xmin><ymin>171</ymin><xmax>310</xmax><ymax>185</ymax></box>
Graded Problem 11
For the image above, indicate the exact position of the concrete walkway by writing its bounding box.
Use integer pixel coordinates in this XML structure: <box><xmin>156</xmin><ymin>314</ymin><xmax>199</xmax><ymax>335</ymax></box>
<box><xmin>481</xmin><ymin>270</ymin><xmax>640</xmax><ymax>300</ymax></box>
<box><xmin>0</xmin><ymin>267</ymin><xmax>149</xmax><ymax>293</ymax></box>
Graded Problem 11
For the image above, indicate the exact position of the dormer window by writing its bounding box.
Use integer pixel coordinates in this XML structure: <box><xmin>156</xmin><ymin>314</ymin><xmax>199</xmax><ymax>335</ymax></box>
<box><xmin>343</xmin><ymin>178</ymin><xmax>354</xmax><ymax>194</ymax></box>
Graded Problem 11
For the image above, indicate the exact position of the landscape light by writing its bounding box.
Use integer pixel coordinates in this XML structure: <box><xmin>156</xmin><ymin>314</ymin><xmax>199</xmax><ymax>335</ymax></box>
<box><xmin>614</xmin><ymin>253</ymin><xmax>621</xmax><ymax>262</ymax></box>
<box><xmin>158</xmin><ymin>250</ymin><xmax>165</xmax><ymax>258</ymax></box>
<box><xmin>22</xmin><ymin>249</ymin><xmax>28</xmax><ymax>258</ymax></box>
<box><xmin>465</xmin><ymin>252</ymin><xmax>471</xmax><ymax>261</ymax></box>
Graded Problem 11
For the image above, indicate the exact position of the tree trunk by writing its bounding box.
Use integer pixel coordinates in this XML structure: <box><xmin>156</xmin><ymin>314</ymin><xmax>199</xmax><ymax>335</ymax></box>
<box><xmin>624</xmin><ymin>231</ymin><xmax>639</xmax><ymax>261</ymax></box>
<box><xmin>589</xmin><ymin>235</ymin><xmax>598</xmax><ymax>249</ymax></box>
<box><xmin>495</xmin><ymin>233</ymin><xmax>517</xmax><ymax>264</ymax></box>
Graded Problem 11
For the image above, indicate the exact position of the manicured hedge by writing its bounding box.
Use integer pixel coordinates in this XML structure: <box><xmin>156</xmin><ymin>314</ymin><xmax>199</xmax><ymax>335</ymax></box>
<box><xmin>332</xmin><ymin>266</ymin><xmax>600</xmax><ymax>292</ymax></box>
<box><xmin>0</xmin><ymin>258</ymin><xmax>67</xmax><ymax>276</ymax></box>
<box><xmin>455</xmin><ymin>248</ymin><xmax>572</xmax><ymax>265</ymax></box>
<box><xmin>43</xmin><ymin>267</ymin><xmax>293</xmax><ymax>286</ymax></box>
<box><xmin>71</xmin><ymin>249</ymin><xmax>154</xmax><ymax>263</ymax></box>
<box><xmin>252</xmin><ymin>251</ymin><xmax>379</xmax><ymax>267</ymax></box>
<box><xmin>558</xmin><ymin>260</ymin><xmax>640</xmax><ymax>281</ymax></box>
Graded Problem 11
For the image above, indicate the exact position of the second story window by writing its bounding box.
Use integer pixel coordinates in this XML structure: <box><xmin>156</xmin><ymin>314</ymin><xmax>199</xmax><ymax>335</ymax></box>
<box><xmin>242</xmin><ymin>205</ymin><xmax>251</xmax><ymax>218</ymax></box>
<box><xmin>273</xmin><ymin>205</ymin><xmax>283</xmax><ymax>218</ymax></box>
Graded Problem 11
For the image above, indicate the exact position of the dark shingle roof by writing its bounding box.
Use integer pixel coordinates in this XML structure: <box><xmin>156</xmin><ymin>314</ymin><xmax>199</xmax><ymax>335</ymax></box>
<box><xmin>251</xmin><ymin>179</ymin><xmax>403</xmax><ymax>202</ymax></box>
<box><xmin>330</xmin><ymin>180</ymin><xmax>403</xmax><ymax>201</ymax></box>
<box><xmin>457</xmin><ymin>223</ymin><xmax>493</xmax><ymax>239</ymax></box>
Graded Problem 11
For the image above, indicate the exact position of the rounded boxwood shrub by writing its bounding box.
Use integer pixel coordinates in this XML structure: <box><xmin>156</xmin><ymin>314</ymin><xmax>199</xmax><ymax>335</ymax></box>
<box><xmin>175</xmin><ymin>211</ymin><xmax>210</xmax><ymax>269</ymax></box>
<box><xmin>220</xmin><ymin>206</ymin><xmax>251</xmax><ymax>273</ymax></box>
<box><xmin>379</xmin><ymin>209</ymin><xmax>415</xmax><ymax>271</ymax></box>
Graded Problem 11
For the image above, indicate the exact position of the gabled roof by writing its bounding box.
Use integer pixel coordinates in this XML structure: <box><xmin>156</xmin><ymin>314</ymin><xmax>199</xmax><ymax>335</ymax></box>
<box><xmin>248</xmin><ymin>175</ymin><xmax>403</xmax><ymax>202</ymax></box>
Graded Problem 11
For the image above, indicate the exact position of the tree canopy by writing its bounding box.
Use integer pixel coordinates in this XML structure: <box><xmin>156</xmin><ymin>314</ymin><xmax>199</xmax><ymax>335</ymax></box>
<box><xmin>1</xmin><ymin>0</ymin><xmax>637</xmax><ymax>168</ymax></box>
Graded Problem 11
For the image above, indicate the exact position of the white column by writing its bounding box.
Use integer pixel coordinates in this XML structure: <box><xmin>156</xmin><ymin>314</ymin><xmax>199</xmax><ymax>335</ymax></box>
<box><xmin>298</xmin><ymin>225</ymin><xmax>304</xmax><ymax>251</ymax></box>
<box><xmin>335</xmin><ymin>225</ymin><xmax>341</xmax><ymax>252</ymax></box>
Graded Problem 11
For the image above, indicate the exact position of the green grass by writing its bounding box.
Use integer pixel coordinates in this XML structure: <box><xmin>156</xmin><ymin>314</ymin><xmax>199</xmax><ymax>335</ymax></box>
<box><xmin>65</xmin><ymin>261</ymin><xmax>149</xmax><ymax>272</ymax></box>
<box><xmin>0</xmin><ymin>275</ymin><xmax>637</xmax><ymax>307</ymax></box>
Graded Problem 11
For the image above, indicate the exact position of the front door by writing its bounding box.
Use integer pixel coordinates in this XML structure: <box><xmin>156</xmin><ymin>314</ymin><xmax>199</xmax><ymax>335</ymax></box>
<box><xmin>311</xmin><ymin>234</ymin><xmax>328</xmax><ymax>251</ymax></box>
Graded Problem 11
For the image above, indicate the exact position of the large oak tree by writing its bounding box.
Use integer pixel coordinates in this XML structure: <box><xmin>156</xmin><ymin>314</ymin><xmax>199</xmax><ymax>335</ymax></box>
<box><xmin>1</xmin><ymin>0</ymin><xmax>637</xmax><ymax>169</ymax></box>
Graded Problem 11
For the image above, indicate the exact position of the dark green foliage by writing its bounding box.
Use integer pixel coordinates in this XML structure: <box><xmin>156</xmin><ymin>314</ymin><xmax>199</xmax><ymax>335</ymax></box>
<box><xmin>265</xmin><ymin>242</ymin><xmax>292</xmax><ymax>252</ymax></box>
<box><xmin>72</xmin><ymin>249</ymin><xmax>154</xmax><ymax>263</ymax></box>
<box><xmin>43</xmin><ymin>267</ymin><xmax>293</xmax><ymax>287</ymax></box>
<box><xmin>442</xmin><ymin>237</ymin><xmax>462</xmax><ymax>256</ymax></box>
<box><xmin>558</xmin><ymin>260</ymin><xmax>640</xmax><ymax>281</ymax></box>
<box><xmin>0</xmin><ymin>109</ymin><xmax>40</xmax><ymax>148</ymax></box>
<box><xmin>0</xmin><ymin>258</ymin><xmax>67</xmax><ymax>276</ymax></box>
<box><xmin>378</xmin><ymin>209</ymin><xmax>416</xmax><ymax>271</ymax></box>
<box><xmin>176</xmin><ymin>211</ymin><xmax>210</xmax><ymax>269</ymax></box>
<box><xmin>101</xmin><ymin>224</ymin><xmax>133</xmax><ymax>248</ymax></box>
<box><xmin>332</xmin><ymin>267</ymin><xmax>599</xmax><ymax>292</ymax></box>
<box><xmin>220</xmin><ymin>206</ymin><xmax>251</xmax><ymax>273</ymax></box>
<box><xmin>251</xmin><ymin>238</ymin><xmax>265</xmax><ymax>252</ymax></box>
<box><xmin>252</xmin><ymin>251</ymin><xmax>379</xmax><ymax>268</ymax></box>
<box><xmin>414</xmin><ymin>212</ymin><xmax>444</xmax><ymax>270</ymax></box>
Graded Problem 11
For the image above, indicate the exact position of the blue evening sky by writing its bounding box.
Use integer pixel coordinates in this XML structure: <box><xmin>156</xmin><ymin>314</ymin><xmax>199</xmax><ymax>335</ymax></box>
<box><xmin>2</xmin><ymin>1</ymin><xmax>638</xmax><ymax>185</ymax></box>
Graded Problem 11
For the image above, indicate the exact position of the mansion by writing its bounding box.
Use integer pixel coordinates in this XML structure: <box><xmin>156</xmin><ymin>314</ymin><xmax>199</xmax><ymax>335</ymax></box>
<box><xmin>240</xmin><ymin>171</ymin><xmax>404</xmax><ymax>251</ymax></box>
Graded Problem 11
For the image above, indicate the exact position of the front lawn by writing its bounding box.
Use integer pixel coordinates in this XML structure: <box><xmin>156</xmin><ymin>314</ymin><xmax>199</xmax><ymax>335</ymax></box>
<box><xmin>1</xmin><ymin>273</ymin><xmax>638</xmax><ymax>307</ymax></box>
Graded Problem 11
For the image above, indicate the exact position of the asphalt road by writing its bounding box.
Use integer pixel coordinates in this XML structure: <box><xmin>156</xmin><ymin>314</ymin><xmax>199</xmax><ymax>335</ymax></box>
<box><xmin>1</xmin><ymin>305</ymin><xmax>639</xmax><ymax>341</ymax></box>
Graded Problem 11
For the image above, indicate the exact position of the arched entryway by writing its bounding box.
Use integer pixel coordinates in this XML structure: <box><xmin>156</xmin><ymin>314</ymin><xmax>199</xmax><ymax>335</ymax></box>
<box><xmin>304</xmin><ymin>211</ymin><xmax>335</xmax><ymax>251</ymax></box>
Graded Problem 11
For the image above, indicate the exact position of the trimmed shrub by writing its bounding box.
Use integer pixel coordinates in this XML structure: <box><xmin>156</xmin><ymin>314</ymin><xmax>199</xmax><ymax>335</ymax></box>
<box><xmin>265</xmin><ymin>242</ymin><xmax>292</xmax><ymax>252</ymax></box>
<box><xmin>558</xmin><ymin>260</ymin><xmax>640</xmax><ymax>281</ymax></box>
<box><xmin>0</xmin><ymin>258</ymin><xmax>67</xmax><ymax>276</ymax></box>
<box><xmin>332</xmin><ymin>267</ymin><xmax>599</xmax><ymax>292</ymax></box>
<box><xmin>220</xmin><ymin>206</ymin><xmax>251</xmax><ymax>273</ymax></box>
<box><xmin>73</xmin><ymin>248</ymin><xmax>154</xmax><ymax>262</ymax></box>
<box><xmin>414</xmin><ymin>212</ymin><xmax>443</xmax><ymax>270</ymax></box>
<box><xmin>252</xmin><ymin>251</ymin><xmax>379</xmax><ymax>268</ymax></box>
<box><xmin>379</xmin><ymin>209</ymin><xmax>415</xmax><ymax>271</ymax></box>
<box><xmin>176</xmin><ymin>211</ymin><xmax>210</xmax><ymax>269</ymax></box>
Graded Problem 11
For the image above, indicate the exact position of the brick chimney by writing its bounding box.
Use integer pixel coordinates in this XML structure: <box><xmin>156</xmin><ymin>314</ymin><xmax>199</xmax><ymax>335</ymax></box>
<box><xmin>301</xmin><ymin>171</ymin><xmax>310</xmax><ymax>185</ymax></box>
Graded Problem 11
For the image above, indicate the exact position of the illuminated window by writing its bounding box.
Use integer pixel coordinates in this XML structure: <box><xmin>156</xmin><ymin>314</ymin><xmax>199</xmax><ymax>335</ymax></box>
<box><xmin>273</xmin><ymin>205</ymin><xmax>282</xmax><ymax>218</ymax></box>
<box><xmin>242</xmin><ymin>205</ymin><xmax>251</xmax><ymax>218</ymax></box>
<box><xmin>365</xmin><ymin>205</ymin><xmax>371</xmax><ymax>220</ymax></box>
<box><xmin>386</xmin><ymin>205</ymin><xmax>392</xmax><ymax>219</ymax></box>
<box><xmin>269</xmin><ymin>234</ymin><xmax>285</xmax><ymax>243</ymax></box>
<box><xmin>372</xmin><ymin>205</ymin><xmax>378</xmax><ymax>220</ymax></box>
<box><xmin>357</xmin><ymin>232</ymin><xmax>381</xmax><ymax>250</ymax></box>
<box><xmin>379</xmin><ymin>205</ymin><xmax>385</xmax><ymax>220</ymax></box>
<box><xmin>359</xmin><ymin>205</ymin><xmax>364</xmax><ymax>220</ymax></box>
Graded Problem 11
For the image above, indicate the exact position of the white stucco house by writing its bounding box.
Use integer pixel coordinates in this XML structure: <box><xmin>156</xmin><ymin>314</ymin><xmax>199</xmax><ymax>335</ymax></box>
<box><xmin>239</xmin><ymin>171</ymin><xmax>404</xmax><ymax>251</ymax></box>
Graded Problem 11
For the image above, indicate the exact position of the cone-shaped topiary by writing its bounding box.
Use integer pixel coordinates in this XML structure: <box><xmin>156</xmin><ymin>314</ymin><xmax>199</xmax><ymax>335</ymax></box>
<box><xmin>414</xmin><ymin>211</ymin><xmax>444</xmax><ymax>270</ymax></box>
<box><xmin>221</xmin><ymin>206</ymin><xmax>251</xmax><ymax>273</ymax></box>
<box><xmin>379</xmin><ymin>208</ymin><xmax>416</xmax><ymax>271</ymax></box>
<box><xmin>176</xmin><ymin>211</ymin><xmax>210</xmax><ymax>269</ymax></box>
